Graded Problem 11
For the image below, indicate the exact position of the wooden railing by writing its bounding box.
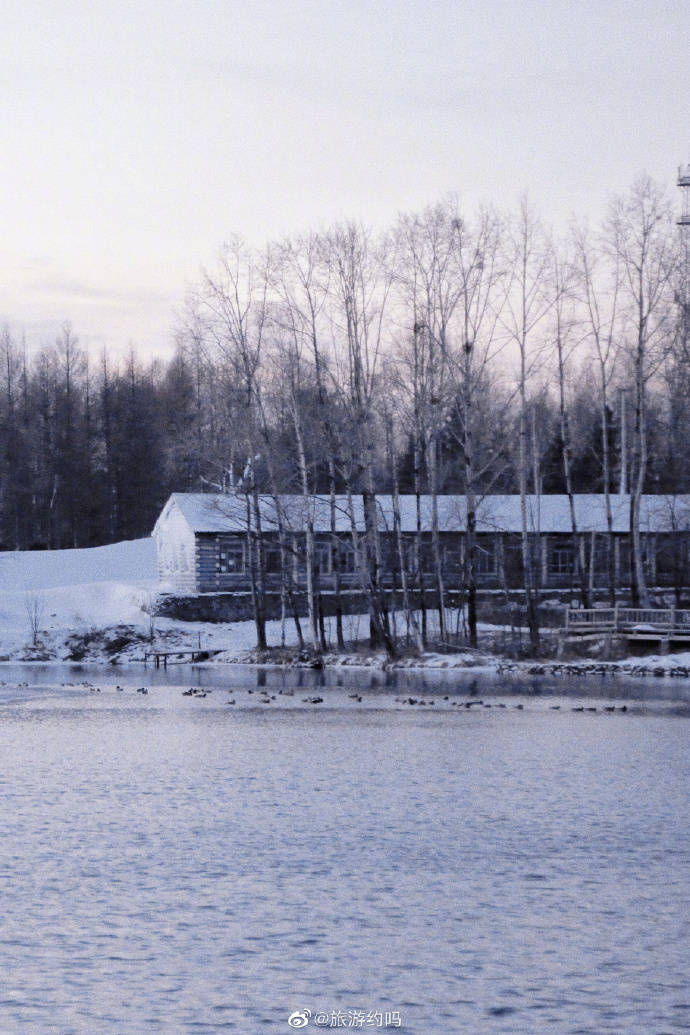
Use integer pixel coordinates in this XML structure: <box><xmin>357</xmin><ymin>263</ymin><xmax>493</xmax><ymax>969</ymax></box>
<box><xmin>565</xmin><ymin>608</ymin><xmax>616</xmax><ymax>631</ymax></box>
<box><xmin>566</xmin><ymin>606</ymin><xmax>690</xmax><ymax>634</ymax></box>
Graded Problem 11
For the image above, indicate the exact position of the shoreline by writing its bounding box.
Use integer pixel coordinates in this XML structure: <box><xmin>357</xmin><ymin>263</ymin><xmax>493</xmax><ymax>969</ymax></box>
<box><xmin>4</xmin><ymin>632</ymin><xmax>690</xmax><ymax>680</ymax></box>
<box><xmin>144</xmin><ymin>645</ymin><xmax>690</xmax><ymax>680</ymax></box>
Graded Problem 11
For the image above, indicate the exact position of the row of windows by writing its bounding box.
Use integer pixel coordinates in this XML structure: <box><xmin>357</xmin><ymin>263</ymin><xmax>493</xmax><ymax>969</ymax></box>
<box><xmin>209</xmin><ymin>537</ymin><xmax>671</xmax><ymax>578</ymax></box>
<box><xmin>214</xmin><ymin>540</ymin><xmax>358</xmax><ymax>576</ymax></box>
<box><xmin>211</xmin><ymin>540</ymin><xmax>501</xmax><ymax>577</ymax></box>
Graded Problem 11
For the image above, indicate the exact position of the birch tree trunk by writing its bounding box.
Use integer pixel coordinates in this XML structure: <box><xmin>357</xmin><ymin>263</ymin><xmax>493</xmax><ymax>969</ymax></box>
<box><xmin>575</xmin><ymin>225</ymin><xmax>621</xmax><ymax>607</ymax></box>
<box><xmin>505</xmin><ymin>200</ymin><xmax>552</xmax><ymax>656</ymax></box>
<box><xmin>390</xmin><ymin>426</ymin><xmax>424</xmax><ymax>653</ymax></box>
<box><xmin>607</xmin><ymin>176</ymin><xmax>674</xmax><ymax>608</ymax></box>
<box><xmin>551</xmin><ymin>243</ymin><xmax>590</xmax><ymax>608</ymax></box>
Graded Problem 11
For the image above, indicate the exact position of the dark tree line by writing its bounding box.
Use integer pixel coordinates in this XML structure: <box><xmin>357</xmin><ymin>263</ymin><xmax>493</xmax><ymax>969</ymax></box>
<box><xmin>0</xmin><ymin>326</ymin><xmax>196</xmax><ymax>549</ymax></box>
<box><xmin>0</xmin><ymin>316</ymin><xmax>685</xmax><ymax>540</ymax></box>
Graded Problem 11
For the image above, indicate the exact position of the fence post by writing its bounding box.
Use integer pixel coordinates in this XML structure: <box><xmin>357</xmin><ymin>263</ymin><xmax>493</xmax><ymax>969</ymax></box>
<box><xmin>614</xmin><ymin>603</ymin><xmax>619</xmax><ymax>632</ymax></box>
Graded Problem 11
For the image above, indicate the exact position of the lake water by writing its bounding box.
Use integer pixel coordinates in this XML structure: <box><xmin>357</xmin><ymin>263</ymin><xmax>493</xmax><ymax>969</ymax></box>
<box><xmin>0</xmin><ymin>664</ymin><xmax>688</xmax><ymax>1033</ymax></box>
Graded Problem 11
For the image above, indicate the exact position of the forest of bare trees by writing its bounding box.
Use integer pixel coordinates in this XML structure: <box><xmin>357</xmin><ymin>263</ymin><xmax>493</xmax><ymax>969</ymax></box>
<box><xmin>1</xmin><ymin>176</ymin><xmax>688</xmax><ymax>646</ymax></box>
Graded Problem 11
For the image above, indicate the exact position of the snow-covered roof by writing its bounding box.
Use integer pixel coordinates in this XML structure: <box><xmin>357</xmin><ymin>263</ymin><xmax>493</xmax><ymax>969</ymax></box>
<box><xmin>153</xmin><ymin>492</ymin><xmax>690</xmax><ymax>537</ymax></box>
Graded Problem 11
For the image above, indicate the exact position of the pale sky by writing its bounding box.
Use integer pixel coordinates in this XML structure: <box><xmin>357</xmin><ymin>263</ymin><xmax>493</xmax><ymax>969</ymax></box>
<box><xmin>1</xmin><ymin>0</ymin><xmax>687</xmax><ymax>357</ymax></box>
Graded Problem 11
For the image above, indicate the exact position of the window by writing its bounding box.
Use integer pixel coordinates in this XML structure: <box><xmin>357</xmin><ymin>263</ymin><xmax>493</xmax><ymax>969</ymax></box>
<box><xmin>442</xmin><ymin>544</ymin><xmax>462</xmax><ymax>574</ymax></box>
<box><xmin>314</xmin><ymin>542</ymin><xmax>331</xmax><ymax>574</ymax></box>
<box><xmin>550</xmin><ymin>543</ymin><xmax>574</xmax><ymax>575</ymax></box>
<box><xmin>476</xmin><ymin>542</ymin><xmax>496</xmax><ymax>575</ymax></box>
<box><xmin>331</xmin><ymin>540</ymin><xmax>357</xmax><ymax>574</ymax></box>
<box><xmin>216</xmin><ymin>540</ymin><xmax>245</xmax><ymax>573</ymax></box>
<box><xmin>619</xmin><ymin>540</ymin><xmax>631</xmax><ymax>574</ymax></box>
<box><xmin>641</xmin><ymin>536</ymin><xmax>657</xmax><ymax>576</ymax></box>
<box><xmin>405</xmin><ymin>541</ymin><xmax>433</xmax><ymax>574</ymax></box>
<box><xmin>265</xmin><ymin>547</ymin><xmax>282</xmax><ymax>574</ymax></box>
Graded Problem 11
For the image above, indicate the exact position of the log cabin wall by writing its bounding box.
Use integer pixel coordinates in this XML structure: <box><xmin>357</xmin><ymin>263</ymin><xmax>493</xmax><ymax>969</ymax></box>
<box><xmin>184</xmin><ymin>530</ymin><xmax>690</xmax><ymax>594</ymax></box>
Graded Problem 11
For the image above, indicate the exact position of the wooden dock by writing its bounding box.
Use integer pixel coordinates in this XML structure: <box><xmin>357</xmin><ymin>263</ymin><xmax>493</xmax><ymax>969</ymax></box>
<box><xmin>143</xmin><ymin>649</ymin><xmax>223</xmax><ymax>668</ymax></box>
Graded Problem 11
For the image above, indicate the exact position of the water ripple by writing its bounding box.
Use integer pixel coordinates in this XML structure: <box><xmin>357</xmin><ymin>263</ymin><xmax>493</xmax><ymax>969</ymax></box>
<box><xmin>0</xmin><ymin>675</ymin><xmax>687</xmax><ymax>1032</ymax></box>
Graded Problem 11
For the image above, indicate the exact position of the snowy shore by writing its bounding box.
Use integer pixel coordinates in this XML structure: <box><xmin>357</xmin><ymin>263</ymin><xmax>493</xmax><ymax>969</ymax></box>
<box><xmin>210</xmin><ymin>645</ymin><xmax>690</xmax><ymax>679</ymax></box>
<box><xmin>3</xmin><ymin>537</ymin><xmax>690</xmax><ymax>679</ymax></box>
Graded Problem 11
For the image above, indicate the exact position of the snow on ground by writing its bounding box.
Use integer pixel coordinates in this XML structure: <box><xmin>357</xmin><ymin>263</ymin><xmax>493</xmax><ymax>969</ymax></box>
<box><xmin>0</xmin><ymin>537</ymin><xmax>380</xmax><ymax>662</ymax></box>
<box><xmin>0</xmin><ymin>536</ymin><xmax>501</xmax><ymax>665</ymax></box>
<box><xmin>0</xmin><ymin>538</ymin><xmax>159</xmax><ymax>658</ymax></box>
<box><xmin>211</xmin><ymin>645</ymin><xmax>501</xmax><ymax>671</ymax></box>
<box><xmin>497</xmin><ymin>651</ymin><xmax>690</xmax><ymax>679</ymax></box>
<box><xmin>1</xmin><ymin>537</ymin><xmax>159</xmax><ymax>591</ymax></box>
<box><xmin>607</xmin><ymin>651</ymin><xmax>690</xmax><ymax>675</ymax></box>
<box><xmin>1</xmin><ymin>537</ymin><xmax>689</xmax><ymax>676</ymax></box>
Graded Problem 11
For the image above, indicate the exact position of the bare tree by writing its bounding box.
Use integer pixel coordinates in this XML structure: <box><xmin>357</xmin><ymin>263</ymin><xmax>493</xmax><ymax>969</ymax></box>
<box><xmin>25</xmin><ymin>590</ymin><xmax>45</xmax><ymax>647</ymax></box>
<box><xmin>574</xmin><ymin>223</ymin><xmax>622</xmax><ymax>605</ymax></box>
<box><xmin>271</xmin><ymin>234</ymin><xmax>333</xmax><ymax>654</ymax></box>
<box><xmin>192</xmin><ymin>238</ymin><xmax>270</xmax><ymax>649</ymax></box>
<box><xmin>607</xmin><ymin>176</ymin><xmax>675</xmax><ymax>607</ymax></box>
<box><xmin>325</xmin><ymin>222</ymin><xmax>396</xmax><ymax>657</ymax></box>
<box><xmin>394</xmin><ymin>202</ymin><xmax>463</xmax><ymax>641</ymax></box>
<box><xmin>503</xmin><ymin>199</ymin><xmax>553</xmax><ymax>654</ymax></box>
<box><xmin>382</xmin><ymin>398</ymin><xmax>424</xmax><ymax>653</ymax></box>
<box><xmin>391</xmin><ymin>321</ymin><xmax>430</xmax><ymax>645</ymax></box>
<box><xmin>549</xmin><ymin>237</ymin><xmax>591</xmax><ymax>608</ymax></box>
<box><xmin>447</xmin><ymin>205</ymin><xmax>507</xmax><ymax>645</ymax></box>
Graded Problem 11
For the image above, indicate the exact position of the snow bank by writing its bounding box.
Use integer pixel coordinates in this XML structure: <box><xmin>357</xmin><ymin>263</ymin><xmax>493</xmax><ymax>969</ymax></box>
<box><xmin>0</xmin><ymin>537</ymin><xmax>375</xmax><ymax>660</ymax></box>
<box><xmin>616</xmin><ymin>651</ymin><xmax>690</xmax><ymax>674</ymax></box>
<box><xmin>0</xmin><ymin>538</ymin><xmax>159</xmax><ymax>657</ymax></box>
<box><xmin>0</xmin><ymin>537</ymin><xmax>157</xmax><ymax>591</ymax></box>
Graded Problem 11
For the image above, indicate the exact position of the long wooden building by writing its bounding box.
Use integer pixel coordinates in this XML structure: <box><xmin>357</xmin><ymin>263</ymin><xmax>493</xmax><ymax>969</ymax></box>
<box><xmin>153</xmin><ymin>492</ymin><xmax>690</xmax><ymax>597</ymax></box>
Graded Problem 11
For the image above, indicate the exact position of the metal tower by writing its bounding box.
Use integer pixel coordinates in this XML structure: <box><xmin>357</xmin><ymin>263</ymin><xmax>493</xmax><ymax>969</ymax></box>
<box><xmin>678</xmin><ymin>162</ymin><xmax>690</xmax><ymax>225</ymax></box>
<box><xmin>677</xmin><ymin>162</ymin><xmax>690</xmax><ymax>354</ymax></box>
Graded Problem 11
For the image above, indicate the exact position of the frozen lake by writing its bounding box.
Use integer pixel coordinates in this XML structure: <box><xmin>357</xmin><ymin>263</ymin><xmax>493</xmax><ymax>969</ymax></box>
<box><xmin>0</xmin><ymin>666</ymin><xmax>688</xmax><ymax>1033</ymax></box>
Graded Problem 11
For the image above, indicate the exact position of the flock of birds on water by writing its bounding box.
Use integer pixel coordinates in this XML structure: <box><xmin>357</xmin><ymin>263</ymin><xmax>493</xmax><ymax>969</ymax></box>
<box><xmin>38</xmin><ymin>681</ymin><xmax>633</xmax><ymax>714</ymax></box>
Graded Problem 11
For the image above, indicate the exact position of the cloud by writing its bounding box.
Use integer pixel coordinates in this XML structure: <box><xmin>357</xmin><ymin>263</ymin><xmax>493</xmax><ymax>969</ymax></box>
<box><xmin>25</xmin><ymin>272</ymin><xmax>171</xmax><ymax>310</ymax></box>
